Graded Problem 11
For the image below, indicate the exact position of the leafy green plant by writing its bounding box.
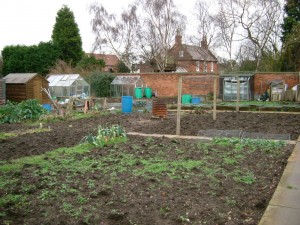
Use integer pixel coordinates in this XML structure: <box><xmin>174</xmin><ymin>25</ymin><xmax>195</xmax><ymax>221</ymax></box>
<box><xmin>233</xmin><ymin>170</ymin><xmax>256</xmax><ymax>185</ymax></box>
<box><xmin>0</xmin><ymin>99</ymin><xmax>47</xmax><ymax>123</ymax></box>
<box><xmin>83</xmin><ymin>124</ymin><xmax>127</xmax><ymax>147</ymax></box>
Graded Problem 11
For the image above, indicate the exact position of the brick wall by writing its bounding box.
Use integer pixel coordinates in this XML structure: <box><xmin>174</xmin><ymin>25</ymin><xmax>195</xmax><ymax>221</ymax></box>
<box><xmin>115</xmin><ymin>72</ymin><xmax>299</xmax><ymax>99</ymax></box>
<box><xmin>116</xmin><ymin>72</ymin><xmax>218</xmax><ymax>97</ymax></box>
<box><xmin>254</xmin><ymin>72</ymin><xmax>299</xmax><ymax>95</ymax></box>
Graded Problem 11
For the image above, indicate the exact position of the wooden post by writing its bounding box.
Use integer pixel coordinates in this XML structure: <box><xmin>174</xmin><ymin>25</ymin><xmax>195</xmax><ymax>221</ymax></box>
<box><xmin>236</xmin><ymin>76</ymin><xmax>240</xmax><ymax>112</ymax></box>
<box><xmin>213</xmin><ymin>76</ymin><xmax>217</xmax><ymax>120</ymax></box>
<box><xmin>176</xmin><ymin>77</ymin><xmax>182</xmax><ymax>135</ymax></box>
<box><xmin>84</xmin><ymin>100</ymin><xmax>89</xmax><ymax>114</ymax></box>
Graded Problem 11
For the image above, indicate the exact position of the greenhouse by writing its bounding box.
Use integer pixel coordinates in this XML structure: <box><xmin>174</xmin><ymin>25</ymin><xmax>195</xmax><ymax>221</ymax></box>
<box><xmin>47</xmin><ymin>74</ymin><xmax>90</xmax><ymax>99</ymax></box>
<box><xmin>110</xmin><ymin>76</ymin><xmax>144</xmax><ymax>97</ymax></box>
<box><xmin>220</xmin><ymin>74</ymin><xmax>254</xmax><ymax>101</ymax></box>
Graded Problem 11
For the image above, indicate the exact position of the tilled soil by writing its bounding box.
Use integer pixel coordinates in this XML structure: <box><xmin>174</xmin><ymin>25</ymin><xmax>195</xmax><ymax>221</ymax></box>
<box><xmin>0</xmin><ymin>111</ymin><xmax>299</xmax><ymax>225</ymax></box>
<box><xmin>0</xmin><ymin>111</ymin><xmax>299</xmax><ymax>161</ymax></box>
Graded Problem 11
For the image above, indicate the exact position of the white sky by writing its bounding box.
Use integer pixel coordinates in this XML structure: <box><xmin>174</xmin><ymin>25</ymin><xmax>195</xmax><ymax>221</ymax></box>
<box><xmin>0</xmin><ymin>0</ymin><xmax>194</xmax><ymax>55</ymax></box>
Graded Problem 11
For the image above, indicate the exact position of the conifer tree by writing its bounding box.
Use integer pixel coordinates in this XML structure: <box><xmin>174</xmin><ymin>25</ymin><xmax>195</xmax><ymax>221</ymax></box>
<box><xmin>52</xmin><ymin>5</ymin><xmax>83</xmax><ymax>66</ymax></box>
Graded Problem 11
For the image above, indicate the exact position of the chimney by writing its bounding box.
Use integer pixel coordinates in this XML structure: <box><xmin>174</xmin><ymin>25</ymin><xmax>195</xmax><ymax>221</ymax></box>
<box><xmin>175</xmin><ymin>29</ymin><xmax>182</xmax><ymax>45</ymax></box>
<box><xmin>201</xmin><ymin>35</ymin><xmax>208</xmax><ymax>49</ymax></box>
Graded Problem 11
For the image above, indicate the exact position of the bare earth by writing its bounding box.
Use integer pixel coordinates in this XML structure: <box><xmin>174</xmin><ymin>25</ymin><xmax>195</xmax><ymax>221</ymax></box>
<box><xmin>0</xmin><ymin>111</ymin><xmax>299</xmax><ymax>225</ymax></box>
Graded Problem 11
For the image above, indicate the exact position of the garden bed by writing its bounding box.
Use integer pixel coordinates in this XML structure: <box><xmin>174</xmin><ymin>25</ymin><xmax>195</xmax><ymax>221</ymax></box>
<box><xmin>1</xmin><ymin>111</ymin><xmax>300</xmax><ymax>224</ymax></box>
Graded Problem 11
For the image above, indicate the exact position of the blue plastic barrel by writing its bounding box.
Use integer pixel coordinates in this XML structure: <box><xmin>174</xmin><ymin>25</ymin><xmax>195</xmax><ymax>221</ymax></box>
<box><xmin>42</xmin><ymin>104</ymin><xmax>52</xmax><ymax>112</ymax></box>
<box><xmin>122</xmin><ymin>96</ymin><xmax>133</xmax><ymax>113</ymax></box>
<box><xmin>191</xmin><ymin>97</ymin><xmax>201</xmax><ymax>104</ymax></box>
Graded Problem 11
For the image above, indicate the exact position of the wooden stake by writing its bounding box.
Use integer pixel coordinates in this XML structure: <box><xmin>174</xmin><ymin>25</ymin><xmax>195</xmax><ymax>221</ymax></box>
<box><xmin>213</xmin><ymin>76</ymin><xmax>217</xmax><ymax>120</ymax></box>
<box><xmin>237</xmin><ymin>76</ymin><xmax>240</xmax><ymax>112</ymax></box>
<box><xmin>176</xmin><ymin>77</ymin><xmax>182</xmax><ymax>135</ymax></box>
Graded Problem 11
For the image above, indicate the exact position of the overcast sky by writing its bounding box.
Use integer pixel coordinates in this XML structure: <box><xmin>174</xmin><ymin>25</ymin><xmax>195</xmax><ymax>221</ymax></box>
<box><xmin>0</xmin><ymin>0</ymin><xmax>194</xmax><ymax>55</ymax></box>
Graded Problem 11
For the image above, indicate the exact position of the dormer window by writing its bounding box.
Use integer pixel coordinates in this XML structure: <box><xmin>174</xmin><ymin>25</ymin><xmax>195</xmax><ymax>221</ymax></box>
<box><xmin>179</xmin><ymin>51</ymin><xmax>184</xmax><ymax>58</ymax></box>
<box><xmin>210</xmin><ymin>62</ymin><xmax>214</xmax><ymax>72</ymax></box>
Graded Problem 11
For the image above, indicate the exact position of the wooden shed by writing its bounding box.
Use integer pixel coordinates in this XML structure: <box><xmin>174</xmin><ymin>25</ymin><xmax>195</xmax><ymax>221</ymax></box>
<box><xmin>3</xmin><ymin>73</ymin><xmax>49</xmax><ymax>104</ymax></box>
<box><xmin>0</xmin><ymin>79</ymin><xmax>5</xmax><ymax>105</ymax></box>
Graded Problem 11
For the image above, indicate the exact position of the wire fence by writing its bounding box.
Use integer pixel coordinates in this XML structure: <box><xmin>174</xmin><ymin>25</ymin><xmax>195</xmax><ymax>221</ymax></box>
<box><xmin>197</xmin><ymin>129</ymin><xmax>291</xmax><ymax>142</ymax></box>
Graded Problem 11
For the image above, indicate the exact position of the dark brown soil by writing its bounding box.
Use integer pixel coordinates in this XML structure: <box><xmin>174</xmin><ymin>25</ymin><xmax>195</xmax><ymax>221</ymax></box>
<box><xmin>0</xmin><ymin>111</ymin><xmax>299</xmax><ymax>225</ymax></box>
<box><xmin>0</xmin><ymin>112</ymin><xmax>299</xmax><ymax>161</ymax></box>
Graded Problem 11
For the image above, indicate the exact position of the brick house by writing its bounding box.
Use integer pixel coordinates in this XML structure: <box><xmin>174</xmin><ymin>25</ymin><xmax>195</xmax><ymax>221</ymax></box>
<box><xmin>87</xmin><ymin>53</ymin><xmax>119</xmax><ymax>72</ymax></box>
<box><xmin>168</xmin><ymin>34</ymin><xmax>218</xmax><ymax>73</ymax></box>
<box><xmin>134</xmin><ymin>34</ymin><xmax>218</xmax><ymax>73</ymax></box>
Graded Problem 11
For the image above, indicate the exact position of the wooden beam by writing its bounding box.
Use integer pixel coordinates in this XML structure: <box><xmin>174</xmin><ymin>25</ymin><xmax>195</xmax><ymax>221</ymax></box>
<box><xmin>176</xmin><ymin>77</ymin><xmax>182</xmax><ymax>135</ymax></box>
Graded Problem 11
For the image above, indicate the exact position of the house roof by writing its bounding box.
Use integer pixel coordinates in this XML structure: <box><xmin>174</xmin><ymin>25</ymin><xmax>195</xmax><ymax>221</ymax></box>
<box><xmin>89</xmin><ymin>54</ymin><xmax>119</xmax><ymax>66</ymax></box>
<box><xmin>47</xmin><ymin>74</ymin><xmax>89</xmax><ymax>87</ymax></box>
<box><xmin>3</xmin><ymin>73</ymin><xmax>44</xmax><ymax>84</ymax></box>
<box><xmin>183</xmin><ymin>44</ymin><xmax>217</xmax><ymax>62</ymax></box>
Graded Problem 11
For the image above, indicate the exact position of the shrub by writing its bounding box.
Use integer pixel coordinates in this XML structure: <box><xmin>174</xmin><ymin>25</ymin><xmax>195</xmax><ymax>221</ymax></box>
<box><xmin>87</xmin><ymin>72</ymin><xmax>114</xmax><ymax>97</ymax></box>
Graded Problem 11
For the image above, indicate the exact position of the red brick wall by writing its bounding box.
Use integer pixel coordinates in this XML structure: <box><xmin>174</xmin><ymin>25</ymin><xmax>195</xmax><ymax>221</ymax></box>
<box><xmin>114</xmin><ymin>72</ymin><xmax>299</xmax><ymax>98</ymax></box>
<box><xmin>254</xmin><ymin>72</ymin><xmax>299</xmax><ymax>95</ymax></box>
<box><xmin>116</xmin><ymin>72</ymin><xmax>218</xmax><ymax>97</ymax></box>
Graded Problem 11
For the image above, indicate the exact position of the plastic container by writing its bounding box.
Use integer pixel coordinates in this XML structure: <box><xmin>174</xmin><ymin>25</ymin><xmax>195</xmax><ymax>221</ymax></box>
<box><xmin>42</xmin><ymin>104</ymin><xmax>52</xmax><ymax>112</ymax></box>
<box><xmin>144</xmin><ymin>87</ymin><xmax>152</xmax><ymax>98</ymax></box>
<box><xmin>182</xmin><ymin>94</ymin><xmax>192</xmax><ymax>104</ymax></box>
<box><xmin>191</xmin><ymin>97</ymin><xmax>201</xmax><ymax>104</ymax></box>
<box><xmin>135</xmin><ymin>87</ymin><xmax>143</xmax><ymax>99</ymax></box>
<box><xmin>122</xmin><ymin>96</ymin><xmax>133</xmax><ymax>113</ymax></box>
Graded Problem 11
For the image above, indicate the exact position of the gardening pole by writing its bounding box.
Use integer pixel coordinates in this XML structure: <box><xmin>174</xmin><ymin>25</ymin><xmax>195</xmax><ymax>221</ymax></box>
<box><xmin>213</xmin><ymin>76</ymin><xmax>217</xmax><ymax>120</ymax></box>
<box><xmin>176</xmin><ymin>77</ymin><xmax>182</xmax><ymax>135</ymax></box>
<box><xmin>236</xmin><ymin>76</ymin><xmax>240</xmax><ymax>112</ymax></box>
<box><xmin>41</xmin><ymin>87</ymin><xmax>60</xmax><ymax>113</ymax></box>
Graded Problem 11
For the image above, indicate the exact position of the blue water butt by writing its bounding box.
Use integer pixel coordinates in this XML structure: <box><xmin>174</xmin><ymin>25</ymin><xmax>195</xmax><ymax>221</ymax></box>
<box><xmin>191</xmin><ymin>97</ymin><xmax>201</xmax><ymax>104</ymax></box>
<box><xmin>42</xmin><ymin>104</ymin><xmax>52</xmax><ymax>112</ymax></box>
<box><xmin>122</xmin><ymin>96</ymin><xmax>133</xmax><ymax>113</ymax></box>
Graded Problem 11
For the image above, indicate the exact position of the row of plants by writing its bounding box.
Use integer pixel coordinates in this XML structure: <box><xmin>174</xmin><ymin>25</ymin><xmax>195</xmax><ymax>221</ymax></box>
<box><xmin>0</xmin><ymin>99</ymin><xmax>47</xmax><ymax>123</ymax></box>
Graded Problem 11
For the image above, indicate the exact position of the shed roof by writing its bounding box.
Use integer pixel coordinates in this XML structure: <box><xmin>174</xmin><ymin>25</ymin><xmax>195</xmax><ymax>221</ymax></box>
<box><xmin>3</xmin><ymin>73</ymin><xmax>44</xmax><ymax>84</ymax></box>
<box><xmin>47</xmin><ymin>74</ymin><xmax>89</xmax><ymax>87</ymax></box>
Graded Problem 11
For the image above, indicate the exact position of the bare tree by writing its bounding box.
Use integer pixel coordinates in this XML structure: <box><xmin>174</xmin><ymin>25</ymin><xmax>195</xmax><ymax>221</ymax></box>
<box><xmin>215</xmin><ymin>0</ymin><xmax>240</xmax><ymax>71</ymax></box>
<box><xmin>191</xmin><ymin>0</ymin><xmax>217</xmax><ymax>49</ymax></box>
<box><xmin>137</xmin><ymin>0</ymin><xmax>186</xmax><ymax>71</ymax></box>
<box><xmin>89</xmin><ymin>3</ymin><xmax>140</xmax><ymax>71</ymax></box>
<box><xmin>230</xmin><ymin>0</ymin><xmax>283</xmax><ymax>70</ymax></box>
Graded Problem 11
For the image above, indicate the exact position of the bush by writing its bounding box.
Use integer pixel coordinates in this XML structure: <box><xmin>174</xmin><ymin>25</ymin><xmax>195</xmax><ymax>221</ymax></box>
<box><xmin>0</xmin><ymin>99</ymin><xmax>47</xmax><ymax>123</ymax></box>
<box><xmin>88</xmin><ymin>72</ymin><xmax>114</xmax><ymax>97</ymax></box>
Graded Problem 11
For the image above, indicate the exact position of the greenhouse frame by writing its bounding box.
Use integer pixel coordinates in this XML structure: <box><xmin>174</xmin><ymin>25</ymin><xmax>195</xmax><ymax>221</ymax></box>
<box><xmin>110</xmin><ymin>76</ymin><xmax>144</xmax><ymax>97</ymax></box>
<box><xmin>47</xmin><ymin>74</ymin><xmax>90</xmax><ymax>99</ymax></box>
<box><xmin>220</xmin><ymin>74</ymin><xmax>254</xmax><ymax>101</ymax></box>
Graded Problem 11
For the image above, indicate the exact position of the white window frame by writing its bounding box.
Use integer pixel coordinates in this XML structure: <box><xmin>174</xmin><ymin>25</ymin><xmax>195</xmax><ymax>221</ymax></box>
<box><xmin>179</xmin><ymin>51</ymin><xmax>184</xmax><ymax>57</ymax></box>
<box><xmin>204</xmin><ymin>61</ymin><xmax>207</xmax><ymax>72</ymax></box>
<box><xmin>210</xmin><ymin>62</ymin><xmax>214</xmax><ymax>72</ymax></box>
<box><xmin>196</xmin><ymin>61</ymin><xmax>200</xmax><ymax>72</ymax></box>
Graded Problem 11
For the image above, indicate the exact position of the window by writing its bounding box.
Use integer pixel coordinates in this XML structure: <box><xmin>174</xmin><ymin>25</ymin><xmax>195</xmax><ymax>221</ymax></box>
<box><xmin>196</xmin><ymin>61</ymin><xmax>200</xmax><ymax>72</ymax></box>
<box><xmin>204</xmin><ymin>62</ymin><xmax>207</xmax><ymax>72</ymax></box>
<box><xmin>210</xmin><ymin>62</ymin><xmax>214</xmax><ymax>72</ymax></box>
<box><xmin>179</xmin><ymin>51</ymin><xmax>184</xmax><ymax>57</ymax></box>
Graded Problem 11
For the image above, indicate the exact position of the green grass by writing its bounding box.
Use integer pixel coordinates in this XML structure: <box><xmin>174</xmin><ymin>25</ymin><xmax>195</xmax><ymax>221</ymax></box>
<box><xmin>0</xmin><ymin>136</ymin><xmax>289</xmax><ymax>223</ymax></box>
<box><xmin>0</xmin><ymin>143</ymin><xmax>93</xmax><ymax>173</ymax></box>
<box><xmin>0</xmin><ymin>132</ymin><xmax>17</xmax><ymax>140</ymax></box>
